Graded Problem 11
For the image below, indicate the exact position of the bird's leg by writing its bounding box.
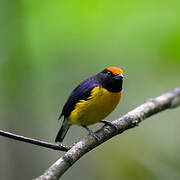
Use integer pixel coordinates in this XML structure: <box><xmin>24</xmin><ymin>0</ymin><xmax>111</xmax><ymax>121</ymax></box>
<box><xmin>82</xmin><ymin>126</ymin><xmax>100</xmax><ymax>141</ymax></box>
<box><xmin>100</xmin><ymin>120</ymin><xmax>118</xmax><ymax>132</ymax></box>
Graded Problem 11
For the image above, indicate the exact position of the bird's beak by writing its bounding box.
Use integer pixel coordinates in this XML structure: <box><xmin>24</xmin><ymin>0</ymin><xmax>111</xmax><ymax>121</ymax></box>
<box><xmin>114</xmin><ymin>74</ymin><xmax>123</xmax><ymax>80</ymax></box>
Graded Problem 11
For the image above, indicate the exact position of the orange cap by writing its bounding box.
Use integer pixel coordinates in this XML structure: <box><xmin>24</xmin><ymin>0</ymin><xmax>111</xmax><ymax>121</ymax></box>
<box><xmin>107</xmin><ymin>67</ymin><xmax>123</xmax><ymax>75</ymax></box>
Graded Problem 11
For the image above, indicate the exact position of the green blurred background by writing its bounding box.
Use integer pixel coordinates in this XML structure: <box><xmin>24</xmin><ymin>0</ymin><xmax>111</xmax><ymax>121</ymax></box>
<box><xmin>0</xmin><ymin>0</ymin><xmax>180</xmax><ymax>180</ymax></box>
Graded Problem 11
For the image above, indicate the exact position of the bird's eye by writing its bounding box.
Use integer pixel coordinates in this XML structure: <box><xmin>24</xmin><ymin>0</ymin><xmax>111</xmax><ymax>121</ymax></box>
<box><xmin>107</xmin><ymin>71</ymin><xmax>111</xmax><ymax>76</ymax></box>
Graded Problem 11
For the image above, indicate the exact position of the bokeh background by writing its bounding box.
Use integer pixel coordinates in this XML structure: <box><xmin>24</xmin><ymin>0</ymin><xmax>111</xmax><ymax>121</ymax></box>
<box><xmin>0</xmin><ymin>0</ymin><xmax>180</xmax><ymax>180</ymax></box>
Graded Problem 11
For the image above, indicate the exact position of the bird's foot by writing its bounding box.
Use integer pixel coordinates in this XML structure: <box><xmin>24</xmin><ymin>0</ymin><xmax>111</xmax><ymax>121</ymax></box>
<box><xmin>82</xmin><ymin>125</ymin><xmax>100</xmax><ymax>141</ymax></box>
<box><xmin>100</xmin><ymin>120</ymin><xmax>118</xmax><ymax>133</ymax></box>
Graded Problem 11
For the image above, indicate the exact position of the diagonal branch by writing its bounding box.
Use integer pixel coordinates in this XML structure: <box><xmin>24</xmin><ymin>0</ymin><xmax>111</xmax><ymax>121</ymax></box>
<box><xmin>35</xmin><ymin>87</ymin><xmax>180</xmax><ymax>180</ymax></box>
<box><xmin>0</xmin><ymin>130</ymin><xmax>70</xmax><ymax>151</ymax></box>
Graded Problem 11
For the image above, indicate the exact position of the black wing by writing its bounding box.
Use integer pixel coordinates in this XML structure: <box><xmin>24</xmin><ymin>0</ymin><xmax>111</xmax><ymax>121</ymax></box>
<box><xmin>59</xmin><ymin>76</ymin><xmax>99</xmax><ymax>119</ymax></box>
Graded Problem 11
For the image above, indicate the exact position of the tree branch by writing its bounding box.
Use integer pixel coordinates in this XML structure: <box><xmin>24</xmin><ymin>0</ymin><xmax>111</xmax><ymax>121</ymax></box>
<box><xmin>35</xmin><ymin>87</ymin><xmax>180</xmax><ymax>180</ymax></box>
<box><xmin>0</xmin><ymin>130</ymin><xmax>70</xmax><ymax>151</ymax></box>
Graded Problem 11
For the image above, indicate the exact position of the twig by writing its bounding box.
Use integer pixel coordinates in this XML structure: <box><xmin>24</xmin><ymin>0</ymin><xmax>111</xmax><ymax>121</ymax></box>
<box><xmin>0</xmin><ymin>130</ymin><xmax>70</xmax><ymax>151</ymax></box>
<box><xmin>35</xmin><ymin>87</ymin><xmax>180</xmax><ymax>180</ymax></box>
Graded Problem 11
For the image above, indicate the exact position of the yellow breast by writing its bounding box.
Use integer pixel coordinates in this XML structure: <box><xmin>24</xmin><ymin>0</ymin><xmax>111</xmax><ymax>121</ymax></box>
<box><xmin>67</xmin><ymin>86</ymin><xmax>122</xmax><ymax>126</ymax></box>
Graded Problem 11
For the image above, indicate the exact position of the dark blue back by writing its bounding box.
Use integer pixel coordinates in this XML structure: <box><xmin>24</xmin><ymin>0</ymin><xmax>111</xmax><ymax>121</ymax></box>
<box><xmin>59</xmin><ymin>76</ymin><xmax>99</xmax><ymax>119</ymax></box>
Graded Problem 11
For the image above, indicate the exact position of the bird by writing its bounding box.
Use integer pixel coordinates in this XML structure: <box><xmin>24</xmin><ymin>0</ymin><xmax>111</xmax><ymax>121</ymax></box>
<box><xmin>55</xmin><ymin>66</ymin><xmax>124</xmax><ymax>142</ymax></box>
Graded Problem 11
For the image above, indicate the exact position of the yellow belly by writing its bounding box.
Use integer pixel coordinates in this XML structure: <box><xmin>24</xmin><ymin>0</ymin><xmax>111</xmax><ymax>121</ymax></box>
<box><xmin>67</xmin><ymin>86</ymin><xmax>122</xmax><ymax>126</ymax></box>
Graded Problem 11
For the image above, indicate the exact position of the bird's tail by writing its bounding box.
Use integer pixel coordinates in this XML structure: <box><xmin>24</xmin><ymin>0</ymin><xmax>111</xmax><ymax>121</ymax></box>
<box><xmin>55</xmin><ymin>120</ymin><xmax>71</xmax><ymax>142</ymax></box>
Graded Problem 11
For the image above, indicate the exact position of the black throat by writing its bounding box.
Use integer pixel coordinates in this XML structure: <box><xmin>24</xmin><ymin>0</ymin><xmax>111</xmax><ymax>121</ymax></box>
<box><xmin>102</xmin><ymin>79</ymin><xmax>123</xmax><ymax>92</ymax></box>
<box><xmin>96</xmin><ymin>74</ymin><xmax>123</xmax><ymax>93</ymax></box>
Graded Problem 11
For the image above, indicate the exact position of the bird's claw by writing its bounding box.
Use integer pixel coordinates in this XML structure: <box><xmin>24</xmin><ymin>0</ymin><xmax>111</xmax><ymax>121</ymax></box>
<box><xmin>82</xmin><ymin>125</ymin><xmax>100</xmax><ymax>141</ymax></box>
<box><xmin>100</xmin><ymin>120</ymin><xmax>118</xmax><ymax>133</ymax></box>
<box><xmin>91</xmin><ymin>133</ymin><xmax>100</xmax><ymax>141</ymax></box>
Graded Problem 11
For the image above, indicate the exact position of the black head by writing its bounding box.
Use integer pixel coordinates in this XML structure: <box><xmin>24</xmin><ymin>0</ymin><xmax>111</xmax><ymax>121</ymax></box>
<box><xmin>96</xmin><ymin>67</ymin><xmax>123</xmax><ymax>92</ymax></box>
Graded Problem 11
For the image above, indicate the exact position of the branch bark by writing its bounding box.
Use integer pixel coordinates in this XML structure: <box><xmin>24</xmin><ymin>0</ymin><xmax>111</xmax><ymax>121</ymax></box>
<box><xmin>35</xmin><ymin>87</ymin><xmax>180</xmax><ymax>180</ymax></box>
<box><xmin>0</xmin><ymin>130</ymin><xmax>70</xmax><ymax>151</ymax></box>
